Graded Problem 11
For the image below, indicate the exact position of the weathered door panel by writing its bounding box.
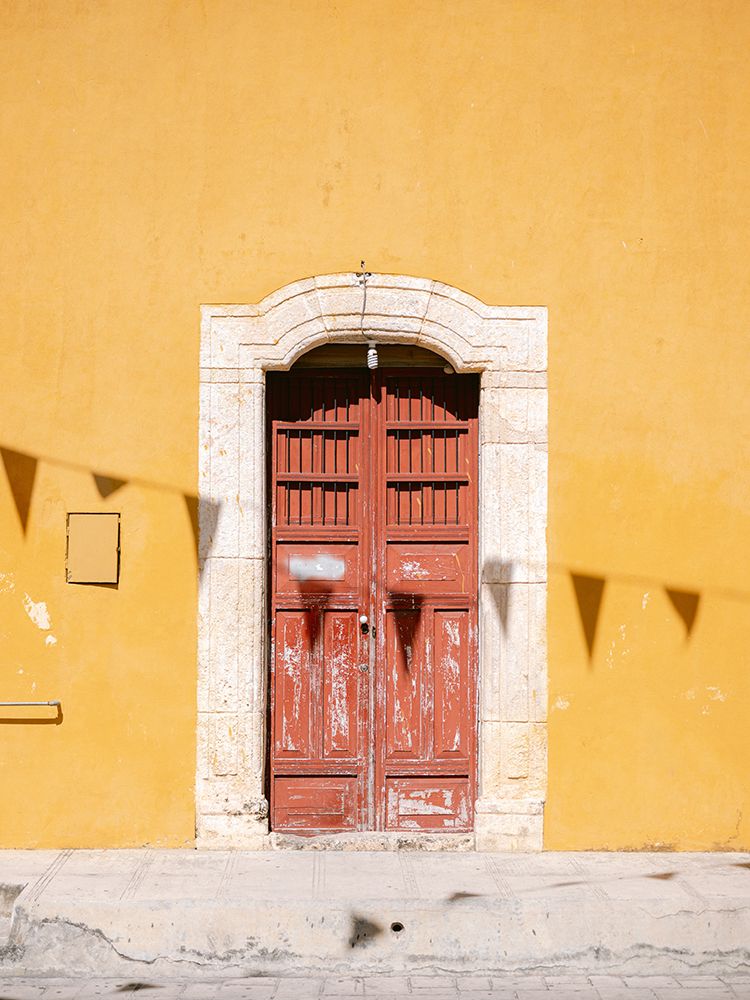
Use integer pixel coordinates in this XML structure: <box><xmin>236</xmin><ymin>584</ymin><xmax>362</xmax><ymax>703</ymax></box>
<box><xmin>268</xmin><ymin>367</ymin><xmax>478</xmax><ymax>834</ymax></box>
<box><xmin>385</xmin><ymin>777</ymin><xmax>471</xmax><ymax>832</ymax></box>
<box><xmin>321</xmin><ymin>610</ymin><xmax>361</xmax><ymax>759</ymax></box>
<box><xmin>273</xmin><ymin>610</ymin><xmax>314</xmax><ymax>758</ymax></box>
<box><xmin>433</xmin><ymin>609</ymin><xmax>470</xmax><ymax>760</ymax></box>
<box><xmin>275</xmin><ymin>776</ymin><xmax>358</xmax><ymax>832</ymax></box>
<box><xmin>386</xmin><ymin>542</ymin><xmax>470</xmax><ymax>596</ymax></box>
<box><xmin>384</xmin><ymin>609</ymin><xmax>425</xmax><ymax>761</ymax></box>
<box><xmin>275</xmin><ymin>542</ymin><xmax>360</xmax><ymax>597</ymax></box>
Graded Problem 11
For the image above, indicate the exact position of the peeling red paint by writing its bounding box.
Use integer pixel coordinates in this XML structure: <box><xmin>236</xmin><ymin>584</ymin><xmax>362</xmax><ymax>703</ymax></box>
<box><xmin>268</xmin><ymin>369</ymin><xmax>478</xmax><ymax>833</ymax></box>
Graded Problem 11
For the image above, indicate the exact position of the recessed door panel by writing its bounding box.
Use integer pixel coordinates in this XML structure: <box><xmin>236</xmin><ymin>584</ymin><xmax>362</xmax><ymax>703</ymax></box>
<box><xmin>385</xmin><ymin>777</ymin><xmax>471</xmax><ymax>832</ymax></box>
<box><xmin>322</xmin><ymin>610</ymin><xmax>361</xmax><ymax>759</ymax></box>
<box><xmin>274</xmin><ymin>776</ymin><xmax>358</xmax><ymax>832</ymax></box>
<box><xmin>386</xmin><ymin>542</ymin><xmax>470</xmax><ymax>595</ymax></box>
<box><xmin>275</xmin><ymin>542</ymin><xmax>359</xmax><ymax>598</ymax></box>
<box><xmin>274</xmin><ymin>610</ymin><xmax>313</xmax><ymax>758</ymax></box>
<box><xmin>384</xmin><ymin>609</ymin><xmax>423</xmax><ymax>760</ymax></box>
<box><xmin>433</xmin><ymin>610</ymin><xmax>470</xmax><ymax>759</ymax></box>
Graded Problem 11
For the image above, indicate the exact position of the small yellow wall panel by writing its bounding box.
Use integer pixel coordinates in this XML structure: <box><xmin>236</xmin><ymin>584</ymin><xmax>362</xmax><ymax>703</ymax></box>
<box><xmin>66</xmin><ymin>513</ymin><xmax>120</xmax><ymax>584</ymax></box>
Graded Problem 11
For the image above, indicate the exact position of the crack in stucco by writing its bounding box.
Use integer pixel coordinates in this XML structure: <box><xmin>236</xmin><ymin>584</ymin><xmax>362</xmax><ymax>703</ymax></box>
<box><xmin>3</xmin><ymin>913</ymin><xmax>300</xmax><ymax>974</ymax></box>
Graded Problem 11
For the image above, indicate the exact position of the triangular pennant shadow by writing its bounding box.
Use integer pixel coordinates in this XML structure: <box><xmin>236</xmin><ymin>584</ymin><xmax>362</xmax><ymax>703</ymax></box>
<box><xmin>94</xmin><ymin>474</ymin><xmax>126</xmax><ymax>499</ymax></box>
<box><xmin>481</xmin><ymin>559</ymin><xmax>515</xmax><ymax>630</ymax></box>
<box><xmin>571</xmin><ymin>573</ymin><xmax>606</xmax><ymax>661</ymax></box>
<box><xmin>666</xmin><ymin>588</ymin><xmax>700</xmax><ymax>639</ymax></box>
<box><xmin>186</xmin><ymin>494</ymin><xmax>222</xmax><ymax>573</ymax></box>
<box><xmin>490</xmin><ymin>583</ymin><xmax>511</xmax><ymax>631</ymax></box>
<box><xmin>1</xmin><ymin>448</ymin><xmax>38</xmax><ymax>533</ymax></box>
<box><xmin>184</xmin><ymin>494</ymin><xmax>200</xmax><ymax>559</ymax></box>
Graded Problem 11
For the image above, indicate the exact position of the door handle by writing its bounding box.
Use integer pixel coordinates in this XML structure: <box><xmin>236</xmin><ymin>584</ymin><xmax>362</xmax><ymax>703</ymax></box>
<box><xmin>359</xmin><ymin>616</ymin><xmax>370</xmax><ymax>673</ymax></box>
<box><xmin>359</xmin><ymin>614</ymin><xmax>376</xmax><ymax>640</ymax></box>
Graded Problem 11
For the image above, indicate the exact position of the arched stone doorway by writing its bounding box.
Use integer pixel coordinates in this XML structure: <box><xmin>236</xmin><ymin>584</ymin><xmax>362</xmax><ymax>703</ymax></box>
<box><xmin>198</xmin><ymin>273</ymin><xmax>548</xmax><ymax>850</ymax></box>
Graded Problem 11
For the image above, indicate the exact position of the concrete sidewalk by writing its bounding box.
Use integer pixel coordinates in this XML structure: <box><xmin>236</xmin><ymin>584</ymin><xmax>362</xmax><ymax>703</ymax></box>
<box><xmin>1</xmin><ymin>851</ymin><xmax>749</xmax><ymax>980</ymax></box>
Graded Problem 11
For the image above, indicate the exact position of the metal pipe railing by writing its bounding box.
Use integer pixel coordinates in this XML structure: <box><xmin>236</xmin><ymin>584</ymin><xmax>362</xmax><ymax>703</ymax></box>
<box><xmin>0</xmin><ymin>701</ymin><xmax>60</xmax><ymax>707</ymax></box>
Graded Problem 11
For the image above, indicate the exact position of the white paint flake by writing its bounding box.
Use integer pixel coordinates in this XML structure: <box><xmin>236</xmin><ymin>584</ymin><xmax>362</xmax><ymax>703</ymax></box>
<box><xmin>401</xmin><ymin>796</ymin><xmax>451</xmax><ymax>815</ymax></box>
<box><xmin>280</xmin><ymin>621</ymin><xmax>305</xmax><ymax>751</ymax></box>
<box><xmin>606</xmin><ymin>639</ymin><xmax>616</xmax><ymax>670</ymax></box>
<box><xmin>553</xmin><ymin>696</ymin><xmax>570</xmax><ymax>711</ymax></box>
<box><xmin>0</xmin><ymin>572</ymin><xmax>15</xmax><ymax>594</ymax></box>
<box><xmin>401</xmin><ymin>560</ymin><xmax>430</xmax><ymax>579</ymax></box>
<box><xmin>685</xmin><ymin>687</ymin><xmax>726</xmax><ymax>708</ymax></box>
<box><xmin>440</xmin><ymin>617</ymin><xmax>462</xmax><ymax>750</ymax></box>
<box><xmin>328</xmin><ymin>617</ymin><xmax>350</xmax><ymax>746</ymax></box>
<box><xmin>23</xmin><ymin>594</ymin><xmax>52</xmax><ymax>631</ymax></box>
<box><xmin>642</xmin><ymin>591</ymin><xmax>650</xmax><ymax>609</ymax></box>
<box><xmin>606</xmin><ymin>624</ymin><xmax>630</xmax><ymax>669</ymax></box>
<box><xmin>45</xmin><ymin>635</ymin><xmax>57</xmax><ymax>646</ymax></box>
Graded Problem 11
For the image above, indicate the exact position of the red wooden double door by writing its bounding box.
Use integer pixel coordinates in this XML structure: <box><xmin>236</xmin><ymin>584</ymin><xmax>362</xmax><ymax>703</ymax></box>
<box><xmin>268</xmin><ymin>367</ymin><xmax>479</xmax><ymax>834</ymax></box>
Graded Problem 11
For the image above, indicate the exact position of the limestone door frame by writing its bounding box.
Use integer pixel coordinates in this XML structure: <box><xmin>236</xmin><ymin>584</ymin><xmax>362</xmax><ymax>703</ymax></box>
<box><xmin>198</xmin><ymin>273</ymin><xmax>548</xmax><ymax>849</ymax></box>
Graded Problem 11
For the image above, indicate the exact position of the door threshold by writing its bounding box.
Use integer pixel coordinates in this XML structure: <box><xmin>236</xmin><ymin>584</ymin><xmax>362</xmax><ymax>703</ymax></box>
<box><xmin>266</xmin><ymin>831</ymin><xmax>475</xmax><ymax>851</ymax></box>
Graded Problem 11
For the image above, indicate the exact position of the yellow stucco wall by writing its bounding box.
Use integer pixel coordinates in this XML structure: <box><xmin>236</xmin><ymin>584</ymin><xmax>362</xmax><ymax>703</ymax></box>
<box><xmin>1</xmin><ymin>0</ymin><xmax>748</xmax><ymax>849</ymax></box>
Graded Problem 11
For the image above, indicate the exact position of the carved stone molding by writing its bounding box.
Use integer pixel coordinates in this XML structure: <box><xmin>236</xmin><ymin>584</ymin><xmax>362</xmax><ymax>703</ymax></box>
<box><xmin>198</xmin><ymin>273</ymin><xmax>548</xmax><ymax>849</ymax></box>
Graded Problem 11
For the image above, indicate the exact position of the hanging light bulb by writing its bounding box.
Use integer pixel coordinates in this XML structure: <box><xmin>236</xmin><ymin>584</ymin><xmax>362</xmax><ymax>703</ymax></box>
<box><xmin>367</xmin><ymin>342</ymin><xmax>379</xmax><ymax>369</ymax></box>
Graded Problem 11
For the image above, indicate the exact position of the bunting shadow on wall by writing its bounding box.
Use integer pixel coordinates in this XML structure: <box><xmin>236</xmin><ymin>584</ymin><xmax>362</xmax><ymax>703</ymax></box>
<box><xmin>1</xmin><ymin>440</ymin><xmax>221</xmax><ymax>574</ymax></box>
<box><xmin>184</xmin><ymin>494</ymin><xmax>200</xmax><ymax>557</ymax></box>
<box><xmin>1</xmin><ymin>447</ymin><xmax>38</xmax><ymax>533</ymax></box>
<box><xmin>297</xmin><ymin>579</ymin><xmax>335</xmax><ymax>651</ymax></box>
<box><xmin>571</xmin><ymin>573</ymin><xmax>606</xmax><ymax>663</ymax></box>
<box><xmin>480</xmin><ymin>560</ymin><xmax>516</xmax><ymax>631</ymax></box>
<box><xmin>187</xmin><ymin>494</ymin><xmax>222</xmax><ymax>572</ymax></box>
<box><xmin>389</xmin><ymin>592</ymin><xmax>425</xmax><ymax>665</ymax></box>
<box><xmin>94</xmin><ymin>474</ymin><xmax>126</xmax><ymax>498</ymax></box>
<box><xmin>666</xmin><ymin>588</ymin><xmax>701</xmax><ymax>639</ymax></box>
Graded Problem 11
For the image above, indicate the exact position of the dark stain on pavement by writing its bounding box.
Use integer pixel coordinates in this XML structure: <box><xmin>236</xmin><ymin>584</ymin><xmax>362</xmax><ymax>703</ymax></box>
<box><xmin>348</xmin><ymin>914</ymin><xmax>384</xmax><ymax>948</ymax></box>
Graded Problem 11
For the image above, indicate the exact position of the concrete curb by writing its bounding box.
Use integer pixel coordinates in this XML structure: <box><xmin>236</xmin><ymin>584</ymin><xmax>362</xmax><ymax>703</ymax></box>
<box><xmin>2</xmin><ymin>851</ymin><xmax>749</xmax><ymax>978</ymax></box>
